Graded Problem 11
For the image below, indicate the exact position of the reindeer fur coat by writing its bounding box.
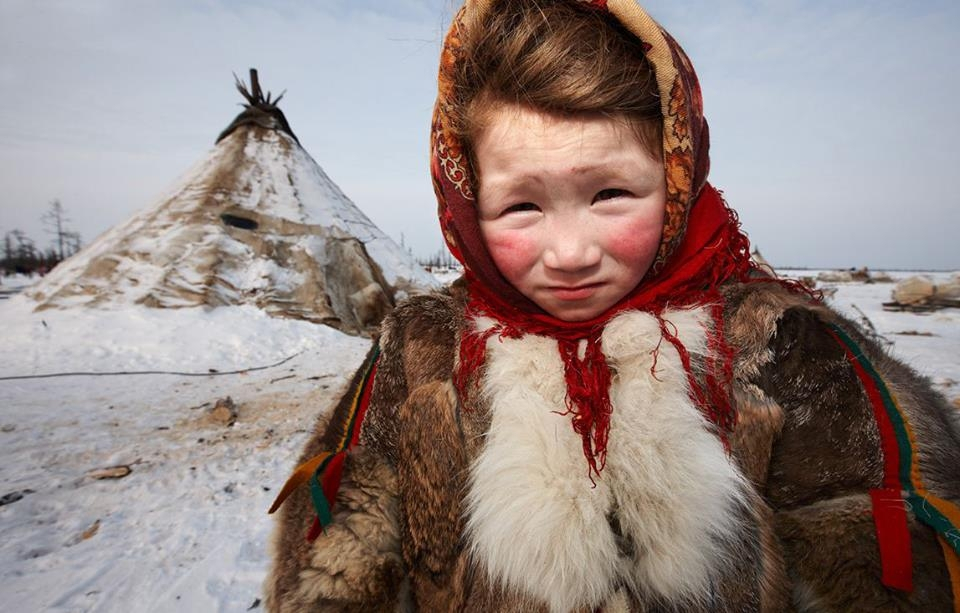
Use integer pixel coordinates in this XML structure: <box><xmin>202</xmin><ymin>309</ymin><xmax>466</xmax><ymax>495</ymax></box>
<box><xmin>264</xmin><ymin>279</ymin><xmax>960</xmax><ymax>612</ymax></box>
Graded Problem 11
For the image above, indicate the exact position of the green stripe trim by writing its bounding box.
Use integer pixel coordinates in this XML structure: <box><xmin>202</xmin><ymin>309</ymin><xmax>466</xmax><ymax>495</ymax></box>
<box><xmin>830</xmin><ymin>324</ymin><xmax>960</xmax><ymax>556</ymax></box>
<box><xmin>309</xmin><ymin>472</ymin><xmax>333</xmax><ymax>527</ymax></box>
<box><xmin>309</xmin><ymin>343</ymin><xmax>380</xmax><ymax>530</ymax></box>
<box><xmin>308</xmin><ymin>453</ymin><xmax>337</xmax><ymax>526</ymax></box>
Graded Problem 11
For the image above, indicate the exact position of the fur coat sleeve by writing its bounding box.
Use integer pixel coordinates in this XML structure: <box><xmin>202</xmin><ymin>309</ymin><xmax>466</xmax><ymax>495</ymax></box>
<box><xmin>726</xmin><ymin>281</ymin><xmax>960</xmax><ymax>611</ymax></box>
<box><xmin>263</xmin><ymin>290</ymin><xmax>464</xmax><ymax>612</ymax></box>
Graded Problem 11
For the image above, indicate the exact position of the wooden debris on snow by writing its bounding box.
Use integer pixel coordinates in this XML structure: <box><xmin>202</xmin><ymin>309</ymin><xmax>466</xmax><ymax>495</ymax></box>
<box><xmin>207</xmin><ymin>396</ymin><xmax>238</xmax><ymax>427</ymax></box>
<box><xmin>884</xmin><ymin>274</ymin><xmax>960</xmax><ymax>312</ymax></box>
<box><xmin>87</xmin><ymin>465</ymin><xmax>132</xmax><ymax>480</ymax></box>
<box><xmin>0</xmin><ymin>489</ymin><xmax>35</xmax><ymax>507</ymax></box>
<box><xmin>81</xmin><ymin>519</ymin><xmax>101</xmax><ymax>540</ymax></box>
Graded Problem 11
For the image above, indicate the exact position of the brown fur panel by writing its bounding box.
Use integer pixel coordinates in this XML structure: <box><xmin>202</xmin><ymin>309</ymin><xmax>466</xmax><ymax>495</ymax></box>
<box><xmin>727</xmin><ymin>281</ymin><xmax>960</xmax><ymax>508</ymax></box>
<box><xmin>723</xmin><ymin>281</ymin><xmax>831</xmax><ymax>381</ymax></box>
<box><xmin>758</xmin><ymin>306</ymin><xmax>884</xmax><ymax>508</ymax></box>
<box><xmin>725</xmin><ymin>282</ymin><xmax>885</xmax><ymax>506</ymax></box>
<box><xmin>730</xmin><ymin>382</ymin><xmax>786</xmax><ymax>490</ymax></box>
<box><xmin>361</xmin><ymin>290</ymin><xmax>463</xmax><ymax>465</ymax></box>
<box><xmin>264</xmin><ymin>446</ymin><xmax>404</xmax><ymax>612</ymax></box>
<box><xmin>724</xmin><ymin>283</ymin><xmax>960</xmax><ymax>609</ymax></box>
<box><xmin>846</xmin><ymin>327</ymin><xmax>960</xmax><ymax>501</ymax></box>
<box><xmin>359</xmin><ymin>310</ymin><xmax>409</xmax><ymax>466</ymax></box>
<box><xmin>724</xmin><ymin>281</ymin><xmax>823</xmax><ymax>494</ymax></box>
<box><xmin>776</xmin><ymin>494</ymin><xmax>954</xmax><ymax>611</ymax></box>
<box><xmin>267</xmin><ymin>289</ymin><xmax>468</xmax><ymax>612</ymax></box>
<box><xmin>396</xmin><ymin>380</ymin><xmax>470</xmax><ymax>610</ymax></box>
<box><xmin>706</xmin><ymin>490</ymin><xmax>790</xmax><ymax>613</ymax></box>
<box><xmin>394</xmin><ymin>378</ymin><xmax>551</xmax><ymax>612</ymax></box>
<box><xmin>753</xmin><ymin>497</ymin><xmax>793</xmax><ymax>612</ymax></box>
<box><xmin>460</xmin><ymin>574</ymin><xmax>551</xmax><ymax>613</ymax></box>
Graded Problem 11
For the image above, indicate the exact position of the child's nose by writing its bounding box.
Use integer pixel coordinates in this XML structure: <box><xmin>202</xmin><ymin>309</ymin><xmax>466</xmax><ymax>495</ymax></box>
<box><xmin>542</xmin><ymin>221</ymin><xmax>601</xmax><ymax>272</ymax></box>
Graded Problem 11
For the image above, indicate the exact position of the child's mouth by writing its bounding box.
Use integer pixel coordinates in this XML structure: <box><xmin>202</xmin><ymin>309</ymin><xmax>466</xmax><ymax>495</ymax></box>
<box><xmin>547</xmin><ymin>283</ymin><xmax>603</xmax><ymax>301</ymax></box>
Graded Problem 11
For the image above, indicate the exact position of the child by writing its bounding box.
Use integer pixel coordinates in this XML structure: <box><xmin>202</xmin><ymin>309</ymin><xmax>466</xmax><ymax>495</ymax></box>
<box><xmin>265</xmin><ymin>1</ymin><xmax>960</xmax><ymax>611</ymax></box>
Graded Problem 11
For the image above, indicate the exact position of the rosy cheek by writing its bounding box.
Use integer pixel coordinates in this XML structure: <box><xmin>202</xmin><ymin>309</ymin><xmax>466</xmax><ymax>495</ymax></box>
<box><xmin>484</xmin><ymin>231</ymin><xmax>537</xmax><ymax>281</ymax></box>
<box><xmin>604</xmin><ymin>214</ymin><xmax>663</xmax><ymax>262</ymax></box>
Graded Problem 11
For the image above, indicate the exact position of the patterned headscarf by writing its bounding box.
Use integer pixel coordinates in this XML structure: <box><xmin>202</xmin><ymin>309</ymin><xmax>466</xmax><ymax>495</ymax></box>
<box><xmin>432</xmin><ymin>0</ymin><xmax>713</xmax><ymax>307</ymax></box>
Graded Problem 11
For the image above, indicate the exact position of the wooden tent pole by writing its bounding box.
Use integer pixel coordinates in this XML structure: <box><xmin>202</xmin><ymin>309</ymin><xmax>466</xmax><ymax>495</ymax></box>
<box><xmin>250</xmin><ymin>69</ymin><xmax>262</xmax><ymax>103</ymax></box>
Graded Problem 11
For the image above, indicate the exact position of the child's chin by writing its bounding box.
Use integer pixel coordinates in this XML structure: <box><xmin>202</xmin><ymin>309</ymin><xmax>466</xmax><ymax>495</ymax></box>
<box><xmin>541</xmin><ymin>301</ymin><xmax>610</xmax><ymax>322</ymax></box>
<box><xmin>536</xmin><ymin>288</ymin><xmax>629</xmax><ymax>322</ymax></box>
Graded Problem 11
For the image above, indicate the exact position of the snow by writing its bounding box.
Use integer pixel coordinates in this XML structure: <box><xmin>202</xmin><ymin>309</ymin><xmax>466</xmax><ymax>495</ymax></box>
<box><xmin>0</xmin><ymin>274</ymin><xmax>39</xmax><ymax>301</ymax></box>
<box><xmin>425</xmin><ymin>266</ymin><xmax>463</xmax><ymax>287</ymax></box>
<box><xmin>0</xmin><ymin>291</ymin><xmax>370</xmax><ymax>612</ymax></box>
<box><xmin>0</xmin><ymin>274</ymin><xmax>40</xmax><ymax>291</ymax></box>
<box><xmin>1</xmin><ymin>270</ymin><xmax>958</xmax><ymax>611</ymax></box>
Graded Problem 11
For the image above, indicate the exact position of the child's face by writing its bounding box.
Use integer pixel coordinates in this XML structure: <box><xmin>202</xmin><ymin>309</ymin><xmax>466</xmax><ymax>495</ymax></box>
<box><xmin>476</xmin><ymin>104</ymin><xmax>666</xmax><ymax>321</ymax></box>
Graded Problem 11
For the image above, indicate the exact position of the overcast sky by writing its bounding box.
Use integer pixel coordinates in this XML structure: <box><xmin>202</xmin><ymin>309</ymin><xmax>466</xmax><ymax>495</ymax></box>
<box><xmin>1</xmin><ymin>0</ymin><xmax>958</xmax><ymax>269</ymax></box>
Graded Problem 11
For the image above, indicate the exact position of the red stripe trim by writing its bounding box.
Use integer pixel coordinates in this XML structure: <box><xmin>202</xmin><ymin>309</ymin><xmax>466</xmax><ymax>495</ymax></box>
<box><xmin>829</xmin><ymin>327</ymin><xmax>913</xmax><ymax>592</ymax></box>
<box><xmin>321</xmin><ymin>451</ymin><xmax>347</xmax><ymax>505</ymax></box>
<box><xmin>844</xmin><ymin>347</ymin><xmax>902</xmax><ymax>489</ymax></box>
<box><xmin>871</xmin><ymin>488</ymin><xmax>914</xmax><ymax>591</ymax></box>
<box><xmin>306</xmin><ymin>516</ymin><xmax>322</xmax><ymax>541</ymax></box>
<box><xmin>348</xmin><ymin>361</ymin><xmax>377</xmax><ymax>449</ymax></box>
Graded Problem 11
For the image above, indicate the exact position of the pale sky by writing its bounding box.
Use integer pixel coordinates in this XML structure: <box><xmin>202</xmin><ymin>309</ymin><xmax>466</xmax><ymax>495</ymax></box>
<box><xmin>1</xmin><ymin>0</ymin><xmax>958</xmax><ymax>269</ymax></box>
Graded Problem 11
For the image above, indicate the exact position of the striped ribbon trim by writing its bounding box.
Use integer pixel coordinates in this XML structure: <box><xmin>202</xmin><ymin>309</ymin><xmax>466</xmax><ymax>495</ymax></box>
<box><xmin>268</xmin><ymin>345</ymin><xmax>381</xmax><ymax>541</ymax></box>
<box><xmin>828</xmin><ymin>324</ymin><xmax>960</xmax><ymax>599</ymax></box>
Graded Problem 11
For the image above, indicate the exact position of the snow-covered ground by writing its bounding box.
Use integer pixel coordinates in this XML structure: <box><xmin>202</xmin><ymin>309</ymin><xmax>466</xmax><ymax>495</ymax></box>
<box><xmin>0</xmin><ymin>273</ymin><xmax>39</xmax><ymax>299</ymax></box>
<box><xmin>0</xmin><ymin>290</ymin><xmax>370</xmax><ymax>612</ymax></box>
<box><xmin>1</xmin><ymin>270</ymin><xmax>957</xmax><ymax>611</ymax></box>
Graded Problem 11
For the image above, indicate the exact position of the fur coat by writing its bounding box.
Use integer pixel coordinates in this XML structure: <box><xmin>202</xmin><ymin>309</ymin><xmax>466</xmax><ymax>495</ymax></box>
<box><xmin>264</xmin><ymin>279</ymin><xmax>960</xmax><ymax>612</ymax></box>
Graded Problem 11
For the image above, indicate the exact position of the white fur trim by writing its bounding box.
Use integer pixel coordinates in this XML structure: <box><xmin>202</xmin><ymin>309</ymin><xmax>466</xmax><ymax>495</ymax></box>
<box><xmin>602</xmin><ymin>310</ymin><xmax>747</xmax><ymax>603</ymax></box>
<box><xmin>464</xmin><ymin>308</ymin><xmax>747</xmax><ymax>612</ymax></box>
<box><xmin>466</xmin><ymin>331</ymin><xmax>619</xmax><ymax>612</ymax></box>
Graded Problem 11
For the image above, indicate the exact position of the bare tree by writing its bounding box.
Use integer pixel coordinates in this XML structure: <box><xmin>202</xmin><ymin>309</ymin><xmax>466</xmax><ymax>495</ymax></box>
<box><xmin>1</xmin><ymin>229</ymin><xmax>49</xmax><ymax>274</ymax></box>
<box><xmin>10</xmin><ymin>229</ymin><xmax>35</xmax><ymax>260</ymax></box>
<box><xmin>417</xmin><ymin>244</ymin><xmax>458</xmax><ymax>270</ymax></box>
<box><xmin>42</xmin><ymin>199</ymin><xmax>71</xmax><ymax>260</ymax></box>
<box><xmin>2</xmin><ymin>232</ymin><xmax>13</xmax><ymax>264</ymax></box>
<box><xmin>63</xmin><ymin>230</ymin><xmax>82</xmax><ymax>257</ymax></box>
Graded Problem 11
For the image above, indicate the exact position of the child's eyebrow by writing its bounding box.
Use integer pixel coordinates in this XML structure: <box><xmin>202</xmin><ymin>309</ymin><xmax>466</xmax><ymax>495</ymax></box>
<box><xmin>566</xmin><ymin>161</ymin><xmax>662</xmax><ymax>183</ymax></box>
<box><xmin>479</xmin><ymin>175</ymin><xmax>543</xmax><ymax>199</ymax></box>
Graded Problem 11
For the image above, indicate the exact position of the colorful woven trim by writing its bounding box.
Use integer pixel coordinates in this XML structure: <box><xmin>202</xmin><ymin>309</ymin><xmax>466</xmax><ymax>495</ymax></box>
<box><xmin>828</xmin><ymin>324</ymin><xmax>960</xmax><ymax>598</ymax></box>
<box><xmin>268</xmin><ymin>345</ymin><xmax>380</xmax><ymax>541</ymax></box>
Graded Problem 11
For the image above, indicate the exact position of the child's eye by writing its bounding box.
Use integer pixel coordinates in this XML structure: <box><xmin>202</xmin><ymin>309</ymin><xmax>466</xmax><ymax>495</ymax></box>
<box><xmin>593</xmin><ymin>188</ymin><xmax>630</xmax><ymax>203</ymax></box>
<box><xmin>502</xmin><ymin>202</ymin><xmax>539</xmax><ymax>215</ymax></box>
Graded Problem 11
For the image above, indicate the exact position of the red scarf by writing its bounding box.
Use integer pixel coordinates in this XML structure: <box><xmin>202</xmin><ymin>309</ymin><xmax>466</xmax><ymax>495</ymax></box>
<box><xmin>455</xmin><ymin>184</ymin><xmax>756</xmax><ymax>477</ymax></box>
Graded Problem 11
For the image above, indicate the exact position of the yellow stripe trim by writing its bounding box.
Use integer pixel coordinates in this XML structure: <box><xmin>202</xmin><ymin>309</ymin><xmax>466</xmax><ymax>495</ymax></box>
<box><xmin>938</xmin><ymin>535</ymin><xmax>960</xmax><ymax>613</ymax></box>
